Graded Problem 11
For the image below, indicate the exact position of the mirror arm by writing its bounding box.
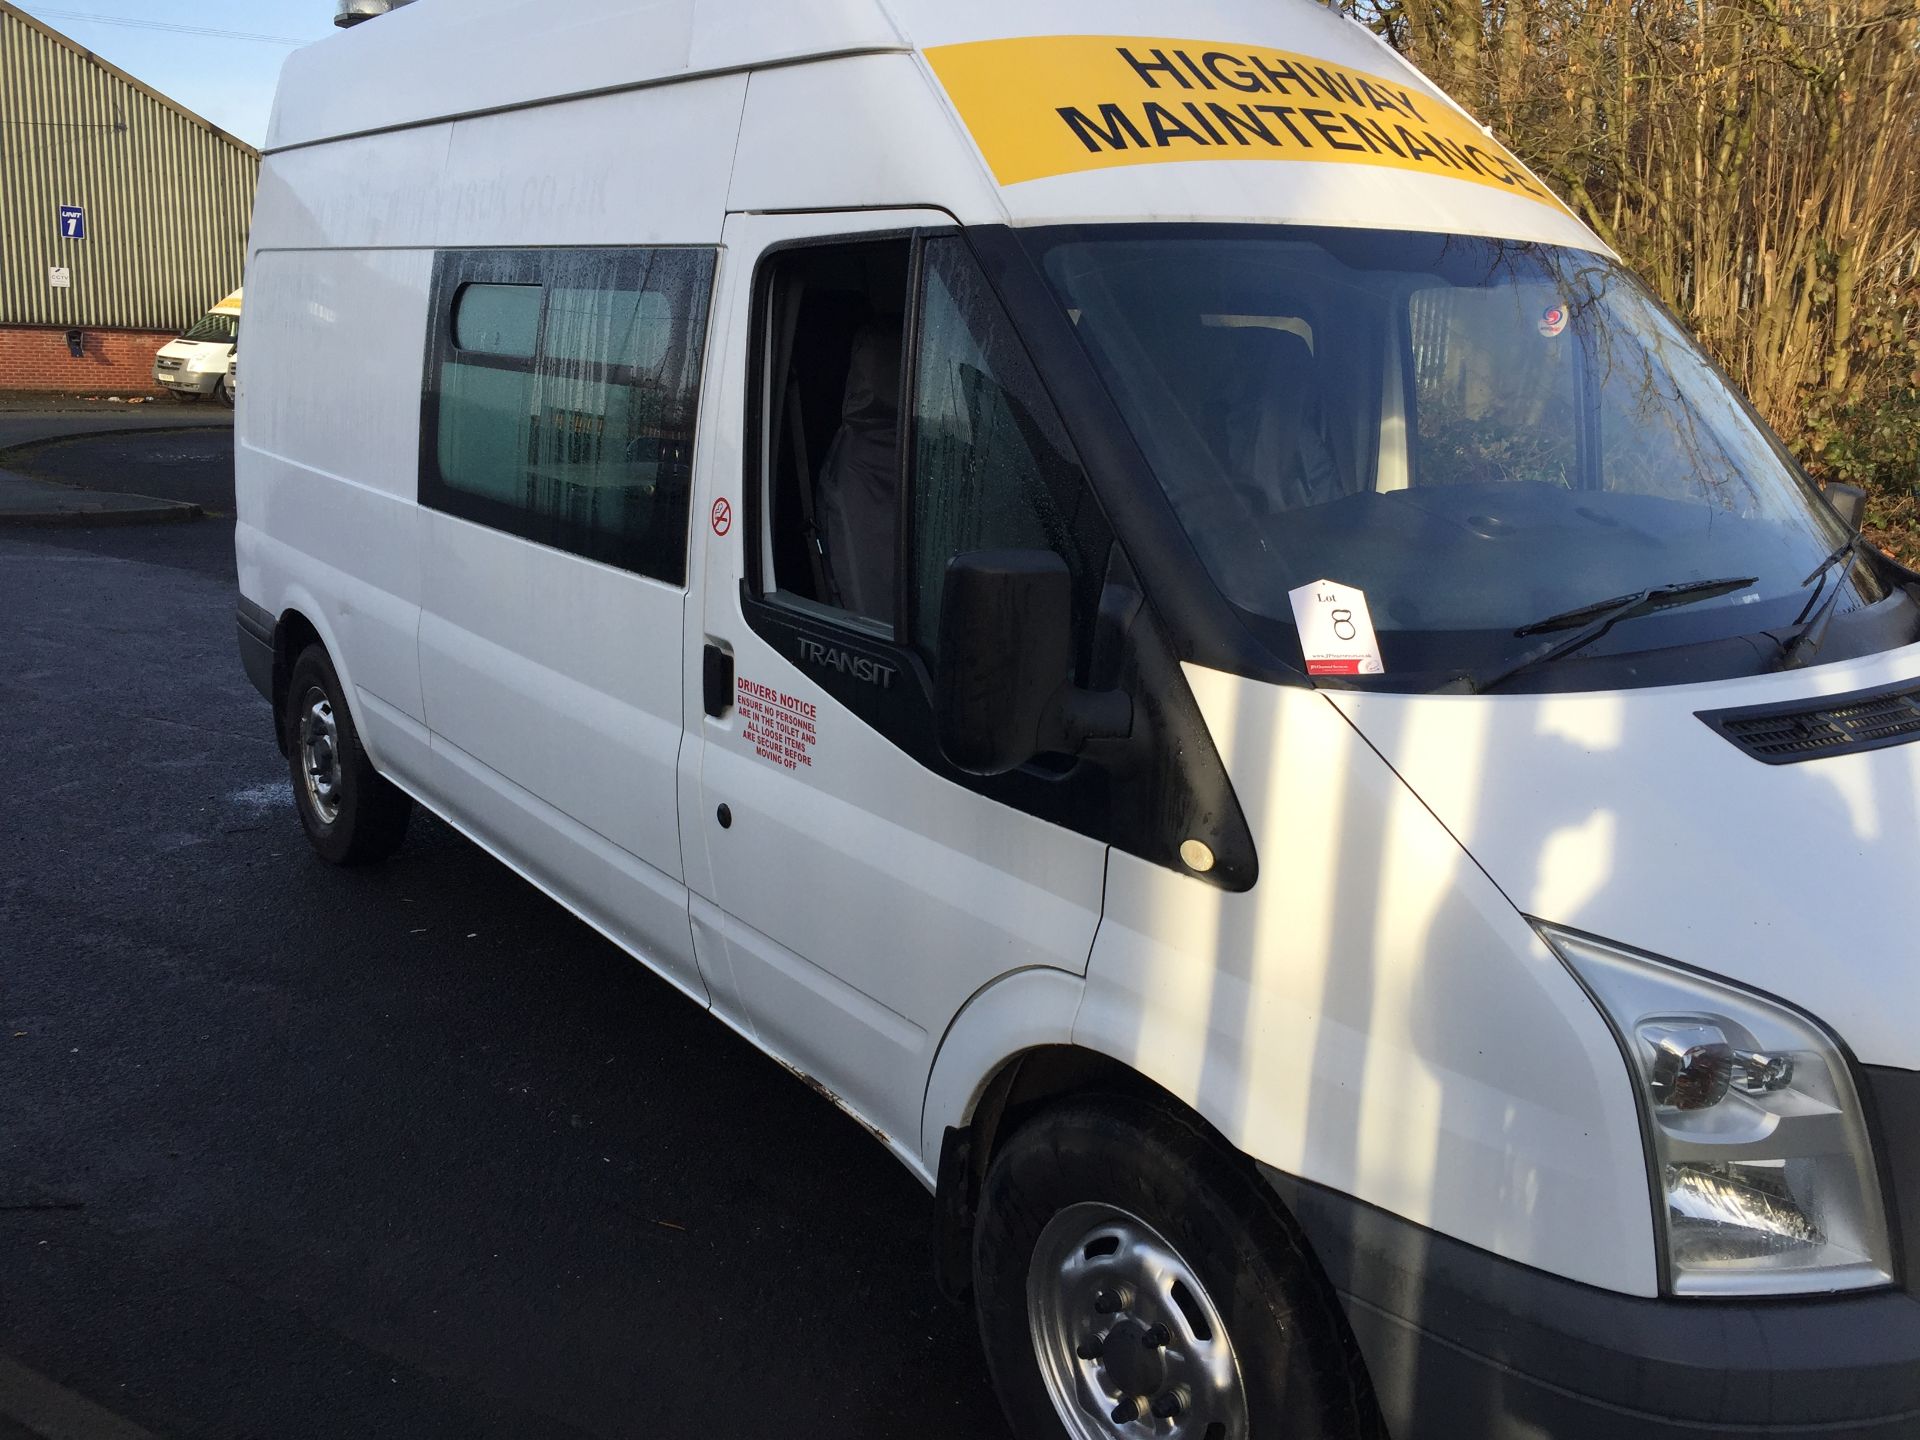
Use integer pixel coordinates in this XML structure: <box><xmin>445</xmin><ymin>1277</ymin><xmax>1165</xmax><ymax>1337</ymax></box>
<box><xmin>1039</xmin><ymin>685</ymin><xmax>1133</xmax><ymax>755</ymax></box>
<box><xmin>1823</xmin><ymin>481</ymin><xmax>1867</xmax><ymax>532</ymax></box>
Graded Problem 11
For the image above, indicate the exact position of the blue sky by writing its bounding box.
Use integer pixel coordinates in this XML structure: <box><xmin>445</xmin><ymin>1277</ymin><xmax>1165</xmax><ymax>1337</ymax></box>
<box><xmin>12</xmin><ymin>2</ymin><xmax>340</xmax><ymax>146</ymax></box>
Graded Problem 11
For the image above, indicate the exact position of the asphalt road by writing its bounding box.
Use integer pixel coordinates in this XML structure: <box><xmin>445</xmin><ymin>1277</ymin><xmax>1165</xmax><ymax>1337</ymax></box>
<box><xmin>0</xmin><ymin>430</ymin><xmax>1008</xmax><ymax>1439</ymax></box>
<box><xmin>3</xmin><ymin>427</ymin><xmax>237</xmax><ymax>514</ymax></box>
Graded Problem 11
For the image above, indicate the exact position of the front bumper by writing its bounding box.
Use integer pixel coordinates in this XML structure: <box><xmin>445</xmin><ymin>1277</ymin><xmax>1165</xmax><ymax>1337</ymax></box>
<box><xmin>1263</xmin><ymin>1147</ymin><xmax>1920</xmax><ymax>1438</ymax></box>
<box><xmin>155</xmin><ymin>366</ymin><xmax>219</xmax><ymax>395</ymax></box>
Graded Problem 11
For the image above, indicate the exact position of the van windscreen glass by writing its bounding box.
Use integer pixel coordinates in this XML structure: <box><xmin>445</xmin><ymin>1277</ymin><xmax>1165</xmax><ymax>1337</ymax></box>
<box><xmin>181</xmin><ymin>312</ymin><xmax>238</xmax><ymax>344</ymax></box>
<box><xmin>1031</xmin><ymin>224</ymin><xmax>1891</xmax><ymax>683</ymax></box>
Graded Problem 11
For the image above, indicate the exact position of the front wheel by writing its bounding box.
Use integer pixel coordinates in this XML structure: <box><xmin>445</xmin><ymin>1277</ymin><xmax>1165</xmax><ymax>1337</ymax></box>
<box><xmin>214</xmin><ymin>375</ymin><xmax>234</xmax><ymax>408</ymax></box>
<box><xmin>974</xmin><ymin>1097</ymin><xmax>1382</xmax><ymax>1440</ymax></box>
<box><xmin>284</xmin><ymin>644</ymin><xmax>412</xmax><ymax>865</ymax></box>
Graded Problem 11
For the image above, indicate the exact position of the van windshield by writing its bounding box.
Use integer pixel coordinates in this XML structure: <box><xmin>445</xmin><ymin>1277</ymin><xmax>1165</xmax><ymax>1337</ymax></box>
<box><xmin>180</xmin><ymin>312</ymin><xmax>238</xmax><ymax>344</ymax></box>
<box><xmin>1032</xmin><ymin>224</ymin><xmax>1889</xmax><ymax>683</ymax></box>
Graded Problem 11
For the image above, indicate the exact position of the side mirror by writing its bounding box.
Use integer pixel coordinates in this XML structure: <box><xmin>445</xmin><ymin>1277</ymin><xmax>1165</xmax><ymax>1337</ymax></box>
<box><xmin>935</xmin><ymin>550</ymin><xmax>1130</xmax><ymax>776</ymax></box>
<box><xmin>1825</xmin><ymin>482</ymin><xmax>1867</xmax><ymax>532</ymax></box>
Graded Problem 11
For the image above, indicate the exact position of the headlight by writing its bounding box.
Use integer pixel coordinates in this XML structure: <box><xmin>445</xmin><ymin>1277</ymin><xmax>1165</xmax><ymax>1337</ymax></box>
<box><xmin>1539</xmin><ymin>925</ymin><xmax>1894</xmax><ymax>1296</ymax></box>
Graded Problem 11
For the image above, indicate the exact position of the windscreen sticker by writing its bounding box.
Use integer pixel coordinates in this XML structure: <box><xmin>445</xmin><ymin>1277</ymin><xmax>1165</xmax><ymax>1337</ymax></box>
<box><xmin>924</xmin><ymin>34</ymin><xmax>1566</xmax><ymax>211</ymax></box>
<box><xmin>737</xmin><ymin>676</ymin><xmax>818</xmax><ymax>771</ymax></box>
<box><xmin>1288</xmin><ymin>579</ymin><xmax>1385</xmax><ymax>677</ymax></box>
<box><xmin>1538</xmin><ymin>303</ymin><xmax>1570</xmax><ymax>337</ymax></box>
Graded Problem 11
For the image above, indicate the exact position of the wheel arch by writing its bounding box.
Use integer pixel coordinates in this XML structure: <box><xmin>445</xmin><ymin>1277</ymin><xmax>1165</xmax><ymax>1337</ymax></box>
<box><xmin>924</xmin><ymin>967</ymin><xmax>1271</xmax><ymax>1303</ymax></box>
<box><xmin>268</xmin><ymin>607</ymin><xmax>325</xmax><ymax>752</ymax></box>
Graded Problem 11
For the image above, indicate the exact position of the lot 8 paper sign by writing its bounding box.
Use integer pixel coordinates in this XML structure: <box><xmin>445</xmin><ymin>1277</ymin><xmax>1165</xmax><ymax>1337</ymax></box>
<box><xmin>924</xmin><ymin>34</ymin><xmax>1564</xmax><ymax>210</ymax></box>
<box><xmin>1288</xmin><ymin>578</ymin><xmax>1384</xmax><ymax>676</ymax></box>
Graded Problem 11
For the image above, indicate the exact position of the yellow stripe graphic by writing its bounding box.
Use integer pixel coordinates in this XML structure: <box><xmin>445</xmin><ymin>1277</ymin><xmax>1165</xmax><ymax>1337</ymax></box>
<box><xmin>925</xmin><ymin>34</ymin><xmax>1568</xmax><ymax>212</ymax></box>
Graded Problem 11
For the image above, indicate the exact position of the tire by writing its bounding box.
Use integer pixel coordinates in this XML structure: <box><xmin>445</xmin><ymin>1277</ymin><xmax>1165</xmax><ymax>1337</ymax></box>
<box><xmin>214</xmin><ymin>375</ymin><xmax>234</xmax><ymax>409</ymax></box>
<box><xmin>284</xmin><ymin>643</ymin><xmax>413</xmax><ymax>865</ymax></box>
<box><xmin>974</xmin><ymin>1096</ymin><xmax>1383</xmax><ymax>1440</ymax></box>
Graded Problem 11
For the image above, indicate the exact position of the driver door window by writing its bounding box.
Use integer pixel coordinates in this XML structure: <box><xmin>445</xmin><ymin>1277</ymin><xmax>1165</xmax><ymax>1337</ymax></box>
<box><xmin>760</xmin><ymin>239</ymin><xmax>911</xmax><ymax>633</ymax></box>
<box><xmin>757</xmin><ymin>234</ymin><xmax>1110</xmax><ymax>684</ymax></box>
<box><xmin>907</xmin><ymin>236</ymin><xmax>1110</xmax><ymax>669</ymax></box>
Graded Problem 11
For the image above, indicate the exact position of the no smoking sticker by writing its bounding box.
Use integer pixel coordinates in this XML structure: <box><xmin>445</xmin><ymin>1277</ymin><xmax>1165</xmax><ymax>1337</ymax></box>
<box><xmin>710</xmin><ymin>498</ymin><xmax>732</xmax><ymax>536</ymax></box>
<box><xmin>1287</xmin><ymin>578</ymin><xmax>1384</xmax><ymax>676</ymax></box>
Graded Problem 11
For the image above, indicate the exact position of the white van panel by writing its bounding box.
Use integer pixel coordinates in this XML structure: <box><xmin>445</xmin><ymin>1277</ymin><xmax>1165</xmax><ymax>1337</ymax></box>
<box><xmin>240</xmin><ymin>249</ymin><xmax>429</xmax><ymax>502</ymax></box>
<box><xmin>726</xmin><ymin>56</ymin><xmax>1003</xmax><ymax>221</ymax></box>
<box><xmin>1334</xmin><ymin>645</ymin><xmax>1920</xmax><ymax>1071</ymax></box>
<box><xmin>269</xmin><ymin>0</ymin><xmax>693</xmax><ymax>150</ymax></box>
<box><xmin>255</xmin><ymin>79</ymin><xmax>743</xmax><ymax>253</ymax></box>
<box><xmin>236</xmin><ymin>248</ymin><xmax>432</xmax><ymax>736</ymax></box>
<box><xmin>417</xmin><ymin>516</ymin><xmax>696</xmax><ymax>987</ymax></box>
<box><xmin>252</xmin><ymin>128</ymin><xmax>453</xmax><ymax>251</ymax></box>
<box><xmin>267</xmin><ymin>0</ymin><xmax>908</xmax><ymax>153</ymax></box>
<box><xmin>689</xmin><ymin>0</ymin><xmax>904</xmax><ymax>72</ymax></box>
<box><xmin>1079</xmin><ymin>671</ymin><xmax>1658</xmax><ymax>1296</ymax></box>
<box><xmin>421</xmin><ymin>727</ymin><xmax>703</xmax><ymax>1008</ymax></box>
<box><xmin>434</xmin><ymin>80</ymin><xmax>743</xmax><ymax>247</ymax></box>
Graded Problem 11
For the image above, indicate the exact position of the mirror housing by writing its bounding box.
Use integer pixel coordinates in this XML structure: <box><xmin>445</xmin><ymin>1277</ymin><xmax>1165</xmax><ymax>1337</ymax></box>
<box><xmin>935</xmin><ymin>550</ymin><xmax>1130</xmax><ymax>776</ymax></box>
<box><xmin>1825</xmin><ymin>481</ymin><xmax>1867</xmax><ymax>532</ymax></box>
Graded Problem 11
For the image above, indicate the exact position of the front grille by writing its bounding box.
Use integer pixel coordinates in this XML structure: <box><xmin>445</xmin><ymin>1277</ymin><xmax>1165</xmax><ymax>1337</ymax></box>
<box><xmin>156</xmin><ymin>358</ymin><xmax>181</xmax><ymax>371</ymax></box>
<box><xmin>1700</xmin><ymin>680</ymin><xmax>1920</xmax><ymax>764</ymax></box>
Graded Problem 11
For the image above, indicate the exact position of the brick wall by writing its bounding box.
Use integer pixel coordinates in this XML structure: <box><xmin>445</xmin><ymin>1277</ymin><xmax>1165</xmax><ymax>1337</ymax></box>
<box><xmin>0</xmin><ymin>326</ymin><xmax>179</xmax><ymax>394</ymax></box>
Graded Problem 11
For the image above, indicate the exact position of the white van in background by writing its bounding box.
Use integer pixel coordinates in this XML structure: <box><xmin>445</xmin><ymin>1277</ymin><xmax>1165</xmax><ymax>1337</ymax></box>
<box><xmin>236</xmin><ymin>2</ymin><xmax>1920</xmax><ymax>1436</ymax></box>
<box><xmin>154</xmin><ymin>287</ymin><xmax>240</xmax><ymax>406</ymax></box>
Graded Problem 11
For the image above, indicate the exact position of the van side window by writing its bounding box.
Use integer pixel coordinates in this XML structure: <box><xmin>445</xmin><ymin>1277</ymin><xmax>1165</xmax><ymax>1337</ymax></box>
<box><xmin>760</xmin><ymin>240</ymin><xmax>912</xmax><ymax>632</ymax></box>
<box><xmin>423</xmin><ymin>248</ymin><xmax>717</xmax><ymax>585</ymax></box>
<box><xmin>452</xmin><ymin>284</ymin><xmax>539</xmax><ymax>357</ymax></box>
<box><xmin>908</xmin><ymin>237</ymin><xmax>1110</xmax><ymax>665</ymax></box>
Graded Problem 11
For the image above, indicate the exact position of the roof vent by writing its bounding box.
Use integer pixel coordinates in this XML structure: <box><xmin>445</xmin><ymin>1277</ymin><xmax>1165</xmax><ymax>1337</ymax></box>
<box><xmin>1698</xmin><ymin>678</ymin><xmax>1920</xmax><ymax>764</ymax></box>
<box><xmin>336</xmin><ymin>0</ymin><xmax>417</xmax><ymax>27</ymax></box>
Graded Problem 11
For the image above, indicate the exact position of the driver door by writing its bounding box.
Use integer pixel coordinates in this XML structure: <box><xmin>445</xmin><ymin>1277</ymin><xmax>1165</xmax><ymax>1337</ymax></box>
<box><xmin>683</xmin><ymin>211</ymin><xmax>1113</xmax><ymax>1155</ymax></box>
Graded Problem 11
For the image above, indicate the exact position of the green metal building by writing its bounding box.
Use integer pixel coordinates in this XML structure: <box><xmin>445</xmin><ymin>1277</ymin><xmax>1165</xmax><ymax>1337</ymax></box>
<box><xmin>0</xmin><ymin>0</ymin><xmax>260</xmax><ymax>390</ymax></box>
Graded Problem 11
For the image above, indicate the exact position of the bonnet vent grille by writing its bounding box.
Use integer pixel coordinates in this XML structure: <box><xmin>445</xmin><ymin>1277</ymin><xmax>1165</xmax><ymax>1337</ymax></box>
<box><xmin>1699</xmin><ymin>680</ymin><xmax>1920</xmax><ymax>764</ymax></box>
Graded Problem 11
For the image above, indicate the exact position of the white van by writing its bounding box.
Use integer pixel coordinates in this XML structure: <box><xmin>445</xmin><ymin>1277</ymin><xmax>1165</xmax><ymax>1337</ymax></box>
<box><xmin>155</xmin><ymin>288</ymin><xmax>241</xmax><ymax>406</ymax></box>
<box><xmin>236</xmin><ymin>2</ymin><xmax>1920</xmax><ymax>1435</ymax></box>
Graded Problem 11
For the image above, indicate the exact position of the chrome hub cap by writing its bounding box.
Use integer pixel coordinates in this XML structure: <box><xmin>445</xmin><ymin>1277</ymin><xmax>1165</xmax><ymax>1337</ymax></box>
<box><xmin>297</xmin><ymin>686</ymin><xmax>342</xmax><ymax>825</ymax></box>
<box><xmin>1027</xmin><ymin>1203</ymin><xmax>1248</xmax><ymax>1440</ymax></box>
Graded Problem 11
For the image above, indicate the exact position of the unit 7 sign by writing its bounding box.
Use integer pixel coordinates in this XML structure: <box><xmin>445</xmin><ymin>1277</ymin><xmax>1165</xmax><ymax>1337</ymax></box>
<box><xmin>58</xmin><ymin>205</ymin><xmax>86</xmax><ymax>240</ymax></box>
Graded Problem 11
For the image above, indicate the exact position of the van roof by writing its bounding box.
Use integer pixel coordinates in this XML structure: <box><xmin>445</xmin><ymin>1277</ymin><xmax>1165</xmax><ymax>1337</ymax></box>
<box><xmin>210</xmin><ymin>289</ymin><xmax>243</xmax><ymax>315</ymax></box>
<box><xmin>264</xmin><ymin>0</ymin><xmax>1601</xmax><ymax>254</ymax></box>
<box><xmin>267</xmin><ymin>0</ymin><xmax>909</xmax><ymax>152</ymax></box>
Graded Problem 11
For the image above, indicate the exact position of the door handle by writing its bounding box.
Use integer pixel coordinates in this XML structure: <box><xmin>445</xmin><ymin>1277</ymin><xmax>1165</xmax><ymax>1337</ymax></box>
<box><xmin>703</xmin><ymin>643</ymin><xmax>734</xmax><ymax>718</ymax></box>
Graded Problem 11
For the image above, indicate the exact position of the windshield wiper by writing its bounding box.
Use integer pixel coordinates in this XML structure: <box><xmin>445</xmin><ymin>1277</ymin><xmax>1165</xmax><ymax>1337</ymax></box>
<box><xmin>1774</xmin><ymin>539</ymin><xmax>1867</xmax><ymax>671</ymax></box>
<box><xmin>1458</xmin><ymin>576</ymin><xmax>1758</xmax><ymax>694</ymax></box>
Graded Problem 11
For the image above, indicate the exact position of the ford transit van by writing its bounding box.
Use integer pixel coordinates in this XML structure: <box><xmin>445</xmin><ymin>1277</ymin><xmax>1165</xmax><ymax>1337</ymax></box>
<box><xmin>155</xmin><ymin>288</ymin><xmax>241</xmax><ymax>405</ymax></box>
<box><xmin>235</xmin><ymin>2</ymin><xmax>1920</xmax><ymax>1435</ymax></box>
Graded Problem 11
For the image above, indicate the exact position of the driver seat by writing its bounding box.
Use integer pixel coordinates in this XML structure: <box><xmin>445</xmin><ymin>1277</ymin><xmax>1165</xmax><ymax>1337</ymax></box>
<box><xmin>1218</xmin><ymin>327</ymin><xmax>1345</xmax><ymax>512</ymax></box>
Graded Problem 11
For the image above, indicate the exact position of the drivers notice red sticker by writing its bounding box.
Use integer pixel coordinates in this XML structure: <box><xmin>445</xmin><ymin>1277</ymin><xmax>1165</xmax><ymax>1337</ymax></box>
<box><xmin>1538</xmin><ymin>304</ymin><xmax>1569</xmax><ymax>338</ymax></box>
<box><xmin>711</xmin><ymin>497</ymin><xmax>733</xmax><ymax>536</ymax></box>
<box><xmin>737</xmin><ymin>676</ymin><xmax>817</xmax><ymax>771</ymax></box>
